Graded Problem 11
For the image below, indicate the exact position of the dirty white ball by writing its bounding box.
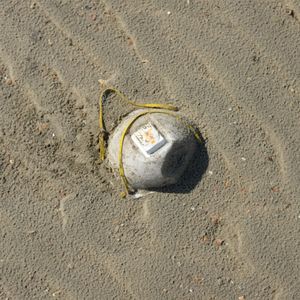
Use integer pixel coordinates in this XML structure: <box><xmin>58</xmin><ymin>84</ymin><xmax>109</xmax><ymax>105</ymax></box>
<box><xmin>107</xmin><ymin>109</ymin><xmax>198</xmax><ymax>190</ymax></box>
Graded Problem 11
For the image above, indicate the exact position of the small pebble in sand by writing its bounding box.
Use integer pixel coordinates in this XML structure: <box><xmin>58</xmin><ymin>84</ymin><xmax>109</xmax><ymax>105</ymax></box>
<box><xmin>27</xmin><ymin>230</ymin><xmax>36</xmax><ymax>235</ymax></box>
<box><xmin>167</xmin><ymin>11</ymin><xmax>171</xmax><ymax>15</ymax></box>
<box><xmin>241</xmin><ymin>157</ymin><xmax>246</xmax><ymax>161</ymax></box>
<box><xmin>228</xmin><ymin>107</ymin><xmax>232</xmax><ymax>111</ymax></box>
<box><xmin>127</xmin><ymin>37</ymin><xmax>134</xmax><ymax>46</ymax></box>
<box><xmin>5</xmin><ymin>78</ymin><xmax>13</xmax><ymax>85</ymax></box>
<box><xmin>200</xmin><ymin>234</ymin><xmax>209</xmax><ymax>244</ymax></box>
<box><xmin>238</xmin><ymin>296</ymin><xmax>245</xmax><ymax>300</ymax></box>
<box><xmin>208</xmin><ymin>170</ymin><xmax>213</xmax><ymax>175</ymax></box>
<box><xmin>52</xmin><ymin>133</ymin><xmax>55</xmax><ymax>137</ymax></box>
<box><xmin>210</xmin><ymin>214</ymin><xmax>221</xmax><ymax>225</ymax></box>
<box><xmin>191</xmin><ymin>206</ymin><xmax>195</xmax><ymax>211</ymax></box>
<box><xmin>271</xmin><ymin>186</ymin><xmax>279</xmax><ymax>193</ymax></box>
<box><xmin>286</xmin><ymin>8</ymin><xmax>294</xmax><ymax>17</ymax></box>
<box><xmin>215</xmin><ymin>239</ymin><xmax>224</xmax><ymax>246</ymax></box>
<box><xmin>52</xmin><ymin>290</ymin><xmax>61</xmax><ymax>297</ymax></box>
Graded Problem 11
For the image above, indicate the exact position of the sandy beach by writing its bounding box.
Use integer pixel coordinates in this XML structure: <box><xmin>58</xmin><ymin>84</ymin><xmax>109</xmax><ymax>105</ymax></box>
<box><xmin>0</xmin><ymin>0</ymin><xmax>300</xmax><ymax>299</ymax></box>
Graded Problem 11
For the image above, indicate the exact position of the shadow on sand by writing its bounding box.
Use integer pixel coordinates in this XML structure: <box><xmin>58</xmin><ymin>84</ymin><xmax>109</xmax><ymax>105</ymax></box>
<box><xmin>152</xmin><ymin>136</ymin><xmax>209</xmax><ymax>194</ymax></box>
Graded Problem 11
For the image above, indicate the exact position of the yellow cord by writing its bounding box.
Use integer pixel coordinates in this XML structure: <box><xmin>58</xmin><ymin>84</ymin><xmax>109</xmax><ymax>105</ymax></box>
<box><xmin>99</xmin><ymin>84</ymin><xmax>202</xmax><ymax>197</ymax></box>
<box><xmin>102</xmin><ymin>87</ymin><xmax>179</xmax><ymax>111</ymax></box>
<box><xmin>98</xmin><ymin>85</ymin><xmax>178</xmax><ymax>162</ymax></box>
<box><xmin>99</xmin><ymin>87</ymin><xmax>106</xmax><ymax>161</ymax></box>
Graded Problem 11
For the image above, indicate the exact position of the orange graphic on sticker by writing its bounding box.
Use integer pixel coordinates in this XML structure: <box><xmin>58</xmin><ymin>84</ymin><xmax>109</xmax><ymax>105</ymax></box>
<box><xmin>143</xmin><ymin>128</ymin><xmax>156</xmax><ymax>144</ymax></box>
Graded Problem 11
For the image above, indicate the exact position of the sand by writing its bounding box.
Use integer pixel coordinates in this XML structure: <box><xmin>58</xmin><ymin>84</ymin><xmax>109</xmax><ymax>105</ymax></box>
<box><xmin>0</xmin><ymin>0</ymin><xmax>299</xmax><ymax>299</ymax></box>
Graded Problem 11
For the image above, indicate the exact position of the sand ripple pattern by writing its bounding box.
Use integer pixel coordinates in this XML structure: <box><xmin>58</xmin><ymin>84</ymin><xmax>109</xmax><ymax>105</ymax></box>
<box><xmin>0</xmin><ymin>0</ymin><xmax>299</xmax><ymax>299</ymax></box>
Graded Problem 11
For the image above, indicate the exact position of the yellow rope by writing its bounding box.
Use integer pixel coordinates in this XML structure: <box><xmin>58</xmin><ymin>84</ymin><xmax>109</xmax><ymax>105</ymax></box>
<box><xmin>98</xmin><ymin>84</ymin><xmax>202</xmax><ymax>197</ymax></box>
<box><xmin>101</xmin><ymin>87</ymin><xmax>179</xmax><ymax>111</ymax></box>
<box><xmin>98</xmin><ymin>87</ymin><xmax>106</xmax><ymax>161</ymax></box>
<box><xmin>98</xmin><ymin>85</ymin><xmax>178</xmax><ymax>162</ymax></box>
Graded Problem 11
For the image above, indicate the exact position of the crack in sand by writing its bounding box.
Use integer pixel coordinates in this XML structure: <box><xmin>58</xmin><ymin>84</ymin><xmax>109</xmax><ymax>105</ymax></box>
<box><xmin>36</xmin><ymin>1</ymin><xmax>104</xmax><ymax>71</ymax></box>
<box><xmin>101</xmin><ymin>0</ymin><xmax>148</xmax><ymax>63</ymax></box>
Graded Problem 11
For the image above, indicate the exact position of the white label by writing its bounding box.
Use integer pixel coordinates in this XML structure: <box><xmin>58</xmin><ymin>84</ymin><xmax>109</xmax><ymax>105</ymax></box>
<box><xmin>132</xmin><ymin>123</ymin><xmax>166</xmax><ymax>156</ymax></box>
